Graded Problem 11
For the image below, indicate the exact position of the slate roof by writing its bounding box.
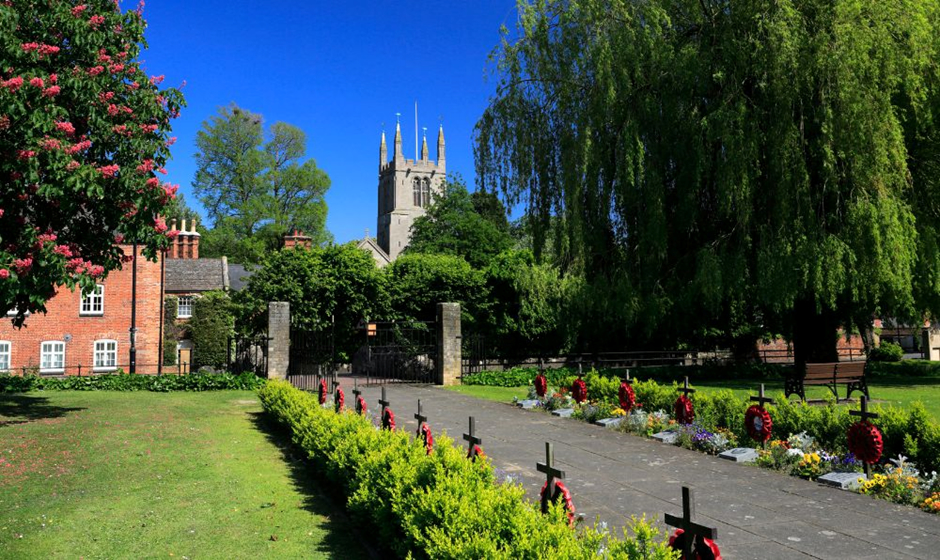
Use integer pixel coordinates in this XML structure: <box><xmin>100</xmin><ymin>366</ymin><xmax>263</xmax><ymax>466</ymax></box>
<box><xmin>165</xmin><ymin>258</ymin><xmax>225</xmax><ymax>292</ymax></box>
<box><xmin>227</xmin><ymin>263</ymin><xmax>253</xmax><ymax>291</ymax></box>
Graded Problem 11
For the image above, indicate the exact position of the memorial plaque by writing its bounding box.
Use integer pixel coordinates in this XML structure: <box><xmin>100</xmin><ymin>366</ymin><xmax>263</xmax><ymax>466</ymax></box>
<box><xmin>819</xmin><ymin>471</ymin><xmax>866</xmax><ymax>490</ymax></box>
<box><xmin>594</xmin><ymin>417</ymin><xmax>625</xmax><ymax>428</ymax></box>
<box><xmin>652</xmin><ymin>430</ymin><xmax>678</xmax><ymax>444</ymax></box>
<box><xmin>551</xmin><ymin>408</ymin><xmax>575</xmax><ymax>418</ymax></box>
<box><xmin>517</xmin><ymin>399</ymin><xmax>541</xmax><ymax>409</ymax></box>
<box><xmin>718</xmin><ymin>447</ymin><xmax>758</xmax><ymax>463</ymax></box>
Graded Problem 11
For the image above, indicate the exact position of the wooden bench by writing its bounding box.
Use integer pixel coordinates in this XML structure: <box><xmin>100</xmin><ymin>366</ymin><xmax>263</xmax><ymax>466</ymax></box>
<box><xmin>784</xmin><ymin>361</ymin><xmax>869</xmax><ymax>402</ymax></box>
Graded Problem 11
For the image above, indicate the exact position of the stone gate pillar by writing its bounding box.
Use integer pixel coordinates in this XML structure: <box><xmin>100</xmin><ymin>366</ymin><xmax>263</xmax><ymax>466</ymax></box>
<box><xmin>267</xmin><ymin>302</ymin><xmax>290</xmax><ymax>379</ymax></box>
<box><xmin>436</xmin><ymin>302</ymin><xmax>461</xmax><ymax>385</ymax></box>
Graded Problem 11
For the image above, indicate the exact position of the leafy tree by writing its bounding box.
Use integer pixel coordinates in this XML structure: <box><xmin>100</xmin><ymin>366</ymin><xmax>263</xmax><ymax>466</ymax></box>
<box><xmin>162</xmin><ymin>192</ymin><xmax>198</xmax><ymax>225</ymax></box>
<box><xmin>386</xmin><ymin>253</ymin><xmax>487</xmax><ymax>327</ymax></box>
<box><xmin>190</xmin><ymin>290</ymin><xmax>234</xmax><ymax>370</ymax></box>
<box><xmin>406</xmin><ymin>177</ymin><xmax>512</xmax><ymax>268</ymax></box>
<box><xmin>235</xmin><ymin>243</ymin><xmax>386</xmax><ymax>359</ymax></box>
<box><xmin>193</xmin><ymin>105</ymin><xmax>331</xmax><ymax>262</ymax></box>
<box><xmin>475</xmin><ymin>0</ymin><xmax>940</xmax><ymax>364</ymax></box>
<box><xmin>0</xmin><ymin>1</ymin><xmax>185</xmax><ymax>323</ymax></box>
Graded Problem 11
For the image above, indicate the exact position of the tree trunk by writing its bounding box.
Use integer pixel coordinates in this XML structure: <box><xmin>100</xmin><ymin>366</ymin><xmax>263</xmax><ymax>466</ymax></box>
<box><xmin>792</xmin><ymin>297</ymin><xmax>840</xmax><ymax>371</ymax></box>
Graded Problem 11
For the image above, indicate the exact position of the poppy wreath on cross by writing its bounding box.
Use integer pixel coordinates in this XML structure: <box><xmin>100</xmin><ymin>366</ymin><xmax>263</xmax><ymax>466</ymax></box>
<box><xmin>618</xmin><ymin>382</ymin><xmax>636</xmax><ymax>412</ymax></box>
<box><xmin>318</xmin><ymin>379</ymin><xmax>328</xmax><ymax>405</ymax></box>
<box><xmin>334</xmin><ymin>388</ymin><xmax>345</xmax><ymax>413</ymax></box>
<box><xmin>540</xmin><ymin>480</ymin><xmax>576</xmax><ymax>526</ymax></box>
<box><xmin>534</xmin><ymin>373</ymin><xmax>548</xmax><ymax>398</ymax></box>
<box><xmin>674</xmin><ymin>395</ymin><xmax>695</xmax><ymax>425</ymax></box>
<box><xmin>571</xmin><ymin>377</ymin><xmax>587</xmax><ymax>404</ymax></box>
<box><xmin>744</xmin><ymin>405</ymin><xmax>772</xmax><ymax>443</ymax></box>
<box><xmin>417</xmin><ymin>423</ymin><xmax>433</xmax><ymax>455</ymax></box>
<box><xmin>668</xmin><ymin>529</ymin><xmax>722</xmax><ymax>560</ymax></box>
<box><xmin>355</xmin><ymin>395</ymin><xmax>367</xmax><ymax>415</ymax></box>
<box><xmin>847</xmin><ymin>420</ymin><xmax>884</xmax><ymax>464</ymax></box>
<box><xmin>467</xmin><ymin>444</ymin><xmax>485</xmax><ymax>462</ymax></box>
<box><xmin>382</xmin><ymin>407</ymin><xmax>396</xmax><ymax>430</ymax></box>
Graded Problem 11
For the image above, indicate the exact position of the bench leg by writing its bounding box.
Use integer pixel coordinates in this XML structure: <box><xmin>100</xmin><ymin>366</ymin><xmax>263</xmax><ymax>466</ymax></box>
<box><xmin>846</xmin><ymin>379</ymin><xmax>869</xmax><ymax>401</ymax></box>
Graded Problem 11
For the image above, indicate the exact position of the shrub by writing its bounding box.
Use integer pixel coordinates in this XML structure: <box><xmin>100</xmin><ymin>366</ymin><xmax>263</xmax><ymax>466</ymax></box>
<box><xmin>190</xmin><ymin>291</ymin><xmax>234</xmax><ymax>370</ymax></box>
<box><xmin>259</xmin><ymin>381</ymin><xmax>677</xmax><ymax>559</ymax></box>
<box><xmin>163</xmin><ymin>296</ymin><xmax>180</xmax><ymax>366</ymax></box>
<box><xmin>0</xmin><ymin>371</ymin><xmax>264</xmax><ymax>393</ymax></box>
<box><xmin>869</xmin><ymin>341</ymin><xmax>904</xmax><ymax>362</ymax></box>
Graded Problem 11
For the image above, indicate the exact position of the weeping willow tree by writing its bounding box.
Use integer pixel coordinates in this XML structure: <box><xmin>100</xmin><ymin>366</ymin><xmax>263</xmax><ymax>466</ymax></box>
<box><xmin>475</xmin><ymin>0</ymin><xmax>940</xmax><ymax>363</ymax></box>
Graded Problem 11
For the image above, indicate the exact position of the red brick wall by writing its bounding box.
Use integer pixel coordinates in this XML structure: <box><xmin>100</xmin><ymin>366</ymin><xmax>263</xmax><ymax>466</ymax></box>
<box><xmin>756</xmin><ymin>331</ymin><xmax>866</xmax><ymax>363</ymax></box>
<box><xmin>0</xmin><ymin>245</ymin><xmax>164</xmax><ymax>375</ymax></box>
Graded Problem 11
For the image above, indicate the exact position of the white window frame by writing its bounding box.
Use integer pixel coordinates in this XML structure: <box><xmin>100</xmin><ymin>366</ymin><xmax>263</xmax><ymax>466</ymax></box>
<box><xmin>93</xmin><ymin>340</ymin><xmax>118</xmax><ymax>372</ymax></box>
<box><xmin>177</xmin><ymin>295</ymin><xmax>194</xmax><ymax>319</ymax></box>
<box><xmin>80</xmin><ymin>284</ymin><xmax>105</xmax><ymax>316</ymax></box>
<box><xmin>0</xmin><ymin>341</ymin><xmax>10</xmax><ymax>372</ymax></box>
<box><xmin>40</xmin><ymin>341</ymin><xmax>65</xmax><ymax>373</ymax></box>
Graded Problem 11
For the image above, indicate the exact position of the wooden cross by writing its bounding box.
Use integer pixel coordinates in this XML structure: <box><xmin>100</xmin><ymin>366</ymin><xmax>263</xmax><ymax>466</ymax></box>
<box><xmin>537</xmin><ymin>442</ymin><xmax>566</xmax><ymax>513</ymax></box>
<box><xmin>414</xmin><ymin>399</ymin><xmax>428</xmax><ymax>426</ymax></box>
<box><xmin>578</xmin><ymin>361</ymin><xmax>583</xmax><ymax>376</ymax></box>
<box><xmin>850</xmin><ymin>396</ymin><xmax>880</xmax><ymax>478</ymax></box>
<box><xmin>378</xmin><ymin>386</ymin><xmax>390</xmax><ymax>415</ymax></box>
<box><xmin>352</xmin><ymin>379</ymin><xmax>361</xmax><ymax>401</ymax></box>
<box><xmin>463</xmin><ymin>416</ymin><xmax>482</xmax><ymax>459</ymax></box>
<box><xmin>664</xmin><ymin>486</ymin><xmax>717</xmax><ymax>560</ymax></box>
<box><xmin>750</xmin><ymin>384</ymin><xmax>774</xmax><ymax>409</ymax></box>
<box><xmin>623</xmin><ymin>370</ymin><xmax>633</xmax><ymax>385</ymax></box>
<box><xmin>677</xmin><ymin>376</ymin><xmax>696</xmax><ymax>398</ymax></box>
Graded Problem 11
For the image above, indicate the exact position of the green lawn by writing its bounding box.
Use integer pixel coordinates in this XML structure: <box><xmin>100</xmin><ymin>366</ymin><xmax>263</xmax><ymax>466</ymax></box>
<box><xmin>449</xmin><ymin>374</ymin><xmax>940</xmax><ymax>421</ymax></box>
<box><xmin>0</xmin><ymin>391</ymin><xmax>368</xmax><ymax>559</ymax></box>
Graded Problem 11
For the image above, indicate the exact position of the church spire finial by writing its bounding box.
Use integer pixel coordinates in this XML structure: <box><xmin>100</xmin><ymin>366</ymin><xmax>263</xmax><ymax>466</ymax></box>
<box><xmin>436</xmin><ymin>120</ymin><xmax>446</xmax><ymax>166</ymax></box>
<box><xmin>379</xmin><ymin>125</ymin><xmax>387</xmax><ymax>167</ymax></box>
<box><xmin>394</xmin><ymin>112</ymin><xmax>403</xmax><ymax>158</ymax></box>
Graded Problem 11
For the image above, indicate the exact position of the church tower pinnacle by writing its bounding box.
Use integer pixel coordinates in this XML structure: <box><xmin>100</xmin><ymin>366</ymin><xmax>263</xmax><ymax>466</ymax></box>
<box><xmin>379</xmin><ymin>130</ymin><xmax>387</xmax><ymax>167</ymax></box>
<box><xmin>393</xmin><ymin>113</ymin><xmax>403</xmax><ymax>160</ymax></box>
<box><xmin>420</xmin><ymin>127</ymin><xmax>429</xmax><ymax>162</ymax></box>
<box><xmin>437</xmin><ymin>123</ymin><xmax>445</xmax><ymax>165</ymax></box>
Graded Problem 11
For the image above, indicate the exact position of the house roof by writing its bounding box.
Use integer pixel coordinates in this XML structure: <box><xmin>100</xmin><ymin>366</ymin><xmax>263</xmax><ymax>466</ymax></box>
<box><xmin>227</xmin><ymin>263</ymin><xmax>252</xmax><ymax>291</ymax></box>
<box><xmin>165</xmin><ymin>258</ymin><xmax>226</xmax><ymax>292</ymax></box>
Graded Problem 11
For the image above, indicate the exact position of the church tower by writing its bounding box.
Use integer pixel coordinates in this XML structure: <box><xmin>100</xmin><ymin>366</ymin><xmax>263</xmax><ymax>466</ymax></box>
<box><xmin>376</xmin><ymin>117</ymin><xmax>446</xmax><ymax>261</ymax></box>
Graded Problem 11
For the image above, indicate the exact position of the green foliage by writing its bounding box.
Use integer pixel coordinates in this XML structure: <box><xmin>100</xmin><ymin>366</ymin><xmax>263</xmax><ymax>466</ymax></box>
<box><xmin>259</xmin><ymin>380</ymin><xmax>677</xmax><ymax>559</ymax></box>
<box><xmin>0</xmin><ymin>371</ymin><xmax>264</xmax><ymax>393</ymax></box>
<box><xmin>235</xmin><ymin>243</ymin><xmax>386</xmax><ymax>359</ymax></box>
<box><xmin>163</xmin><ymin>296</ymin><xmax>179</xmax><ymax>366</ymax></box>
<box><xmin>406</xmin><ymin>177</ymin><xmax>513</xmax><ymax>269</ymax></box>
<box><xmin>386</xmin><ymin>253</ymin><xmax>486</xmax><ymax>326</ymax></box>
<box><xmin>462</xmin><ymin>367</ymin><xmax>571</xmax><ymax>387</ymax></box>
<box><xmin>869</xmin><ymin>341</ymin><xmax>904</xmax><ymax>362</ymax></box>
<box><xmin>189</xmin><ymin>291</ymin><xmax>233</xmax><ymax>370</ymax></box>
<box><xmin>0</xmin><ymin>1</ymin><xmax>186</xmax><ymax>321</ymax></box>
<box><xmin>867</xmin><ymin>360</ymin><xmax>940</xmax><ymax>377</ymax></box>
<box><xmin>193</xmin><ymin>104</ymin><xmax>331</xmax><ymax>263</ymax></box>
<box><xmin>475</xmin><ymin>0</ymin><xmax>940</xmax><ymax>358</ymax></box>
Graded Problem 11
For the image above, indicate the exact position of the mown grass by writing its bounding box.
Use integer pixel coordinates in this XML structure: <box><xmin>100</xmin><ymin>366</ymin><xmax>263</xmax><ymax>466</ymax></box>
<box><xmin>0</xmin><ymin>391</ymin><xmax>368</xmax><ymax>559</ymax></box>
<box><xmin>453</xmin><ymin>371</ymin><xmax>940</xmax><ymax>421</ymax></box>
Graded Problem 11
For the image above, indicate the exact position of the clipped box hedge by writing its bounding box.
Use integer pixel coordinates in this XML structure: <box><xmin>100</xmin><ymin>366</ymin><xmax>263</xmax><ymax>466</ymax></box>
<box><xmin>258</xmin><ymin>380</ymin><xmax>677</xmax><ymax>560</ymax></box>
<box><xmin>0</xmin><ymin>371</ymin><xmax>265</xmax><ymax>393</ymax></box>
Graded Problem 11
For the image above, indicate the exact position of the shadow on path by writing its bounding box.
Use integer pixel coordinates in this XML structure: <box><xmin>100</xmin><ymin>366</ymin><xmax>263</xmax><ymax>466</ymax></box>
<box><xmin>248</xmin><ymin>411</ymin><xmax>382</xmax><ymax>560</ymax></box>
<box><xmin>0</xmin><ymin>394</ymin><xmax>85</xmax><ymax>427</ymax></box>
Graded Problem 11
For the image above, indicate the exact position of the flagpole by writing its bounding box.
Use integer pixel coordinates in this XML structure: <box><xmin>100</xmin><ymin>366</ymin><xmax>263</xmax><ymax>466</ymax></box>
<box><xmin>415</xmin><ymin>100</ymin><xmax>418</xmax><ymax>160</ymax></box>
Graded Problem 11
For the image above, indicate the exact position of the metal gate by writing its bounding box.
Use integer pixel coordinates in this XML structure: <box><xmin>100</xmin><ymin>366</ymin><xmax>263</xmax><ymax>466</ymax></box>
<box><xmin>352</xmin><ymin>321</ymin><xmax>436</xmax><ymax>384</ymax></box>
<box><xmin>287</xmin><ymin>327</ymin><xmax>335</xmax><ymax>392</ymax></box>
<box><xmin>228</xmin><ymin>334</ymin><xmax>270</xmax><ymax>377</ymax></box>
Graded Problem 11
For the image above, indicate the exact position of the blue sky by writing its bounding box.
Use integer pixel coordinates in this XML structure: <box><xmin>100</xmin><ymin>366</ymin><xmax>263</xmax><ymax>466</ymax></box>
<box><xmin>138</xmin><ymin>1</ymin><xmax>520</xmax><ymax>243</ymax></box>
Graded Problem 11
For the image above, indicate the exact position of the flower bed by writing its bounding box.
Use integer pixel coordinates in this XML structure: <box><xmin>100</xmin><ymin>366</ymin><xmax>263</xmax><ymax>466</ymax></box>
<box><xmin>0</xmin><ymin>371</ymin><xmax>264</xmax><ymax>392</ymax></box>
<box><xmin>512</xmin><ymin>369</ymin><xmax>940</xmax><ymax>513</ymax></box>
<box><xmin>259</xmin><ymin>380</ymin><xmax>676</xmax><ymax>559</ymax></box>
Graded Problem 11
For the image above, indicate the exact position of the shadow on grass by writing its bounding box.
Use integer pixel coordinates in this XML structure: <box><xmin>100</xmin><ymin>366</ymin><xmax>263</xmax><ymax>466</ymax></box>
<box><xmin>0</xmin><ymin>394</ymin><xmax>86</xmax><ymax>427</ymax></box>
<box><xmin>248</xmin><ymin>412</ymin><xmax>382</xmax><ymax>560</ymax></box>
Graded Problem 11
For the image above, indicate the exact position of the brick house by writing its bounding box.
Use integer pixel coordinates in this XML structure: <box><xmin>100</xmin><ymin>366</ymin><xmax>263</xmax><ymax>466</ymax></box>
<box><xmin>0</xmin><ymin>244</ymin><xmax>164</xmax><ymax>375</ymax></box>
<box><xmin>163</xmin><ymin>219</ymin><xmax>251</xmax><ymax>370</ymax></box>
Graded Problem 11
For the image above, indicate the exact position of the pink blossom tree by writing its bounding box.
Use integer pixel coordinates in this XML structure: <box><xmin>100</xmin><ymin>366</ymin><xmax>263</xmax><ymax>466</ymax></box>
<box><xmin>0</xmin><ymin>1</ymin><xmax>184</xmax><ymax>324</ymax></box>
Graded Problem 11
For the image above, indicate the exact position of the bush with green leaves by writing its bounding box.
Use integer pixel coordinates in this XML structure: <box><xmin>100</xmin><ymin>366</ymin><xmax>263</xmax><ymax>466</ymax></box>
<box><xmin>163</xmin><ymin>295</ymin><xmax>180</xmax><ymax>366</ymax></box>
<box><xmin>869</xmin><ymin>341</ymin><xmax>904</xmax><ymax>362</ymax></box>
<box><xmin>190</xmin><ymin>290</ymin><xmax>234</xmax><ymax>370</ymax></box>
<box><xmin>259</xmin><ymin>380</ymin><xmax>677</xmax><ymax>559</ymax></box>
<box><xmin>0</xmin><ymin>371</ymin><xmax>264</xmax><ymax>393</ymax></box>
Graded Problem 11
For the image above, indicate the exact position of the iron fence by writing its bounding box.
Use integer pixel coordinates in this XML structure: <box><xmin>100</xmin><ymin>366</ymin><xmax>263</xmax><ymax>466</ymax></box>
<box><xmin>228</xmin><ymin>335</ymin><xmax>271</xmax><ymax>377</ymax></box>
<box><xmin>6</xmin><ymin>363</ymin><xmax>193</xmax><ymax>377</ymax></box>
<box><xmin>288</xmin><ymin>327</ymin><xmax>335</xmax><ymax>392</ymax></box>
<box><xmin>353</xmin><ymin>320</ymin><xmax>437</xmax><ymax>384</ymax></box>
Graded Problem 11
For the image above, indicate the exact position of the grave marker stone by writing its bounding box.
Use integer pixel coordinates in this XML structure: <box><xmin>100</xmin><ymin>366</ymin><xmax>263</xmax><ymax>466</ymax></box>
<box><xmin>718</xmin><ymin>447</ymin><xmax>758</xmax><ymax>463</ymax></box>
<box><xmin>818</xmin><ymin>471</ymin><xmax>866</xmax><ymax>490</ymax></box>
<box><xmin>652</xmin><ymin>430</ymin><xmax>678</xmax><ymax>444</ymax></box>
<box><xmin>551</xmin><ymin>408</ymin><xmax>575</xmax><ymax>418</ymax></box>
<box><xmin>664</xmin><ymin>486</ymin><xmax>718</xmax><ymax>560</ymax></box>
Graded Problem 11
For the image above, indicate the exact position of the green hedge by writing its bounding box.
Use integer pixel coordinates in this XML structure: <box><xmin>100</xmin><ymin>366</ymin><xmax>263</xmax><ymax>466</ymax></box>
<box><xmin>190</xmin><ymin>290</ymin><xmax>234</xmax><ymax>370</ymax></box>
<box><xmin>259</xmin><ymin>380</ymin><xmax>677</xmax><ymax>560</ymax></box>
<box><xmin>0</xmin><ymin>372</ymin><xmax>264</xmax><ymax>393</ymax></box>
<box><xmin>462</xmin><ymin>363</ymin><xmax>792</xmax><ymax>387</ymax></box>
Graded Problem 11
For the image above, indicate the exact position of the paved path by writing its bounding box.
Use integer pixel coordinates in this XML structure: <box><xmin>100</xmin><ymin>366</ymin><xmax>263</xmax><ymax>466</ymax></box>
<box><xmin>346</xmin><ymin>381</ymin><xmax>940</xmax><ymax>560</ymax></box>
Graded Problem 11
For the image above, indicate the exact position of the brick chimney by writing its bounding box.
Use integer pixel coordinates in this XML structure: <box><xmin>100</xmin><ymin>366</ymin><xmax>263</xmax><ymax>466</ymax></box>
<box><xmin>169</xmin><ymin>218</ymin><xmax>201</xmax><ymax>259</ymax></box>
<box><xmin>283</xmin><ymin>229</ymin><xmax>312</xmax><ymax>250</ymax></box>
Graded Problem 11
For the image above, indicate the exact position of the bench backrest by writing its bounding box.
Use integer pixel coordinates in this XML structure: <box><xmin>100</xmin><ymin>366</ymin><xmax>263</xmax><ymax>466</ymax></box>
<box><xmin>835</xmin><ymin>361</ymin><xmax>866</xmax><ymax>379</ymax></box>
<box><xmin>804</xmin><ymin>362</ymin><xmax>838</xmax><ymax>380</ymax></box>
